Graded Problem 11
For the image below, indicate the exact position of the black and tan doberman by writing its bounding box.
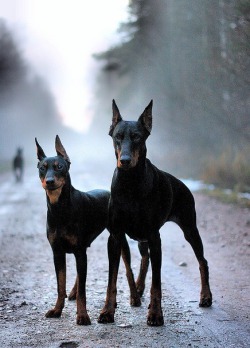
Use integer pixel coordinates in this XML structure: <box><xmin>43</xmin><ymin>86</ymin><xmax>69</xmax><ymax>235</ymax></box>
<box><xmin>98</xmin><ymin>100</ymin><xmax>212</xmax><ymax>326</ymax></box>
<box><xmin>35</xmin><ymin>135</ymin><xmax>140</xmax><ymax>325</ymax></box>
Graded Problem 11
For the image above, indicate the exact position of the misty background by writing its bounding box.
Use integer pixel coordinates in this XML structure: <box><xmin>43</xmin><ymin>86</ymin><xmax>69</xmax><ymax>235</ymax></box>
<box><xmin>0</xmin><ymin>0</ymin><xmax>250</xmax><ymax>191</ymax></box>
<box><xmin>0</xmin><ymin>19</ymin><xmax>75</xmax><ymax>160</ymax></box>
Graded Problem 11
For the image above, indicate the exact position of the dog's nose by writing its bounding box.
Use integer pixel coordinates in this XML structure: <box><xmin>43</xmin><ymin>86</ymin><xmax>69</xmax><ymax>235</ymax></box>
<box><xmin>120</xmin><ymin>155</ymin><xmax>131</xmax><ymax>166</ymax></box>
<box><xmin>46</xmin><ymin>177</ymin><xmax>55</xmax><ymax>185</ymax></box>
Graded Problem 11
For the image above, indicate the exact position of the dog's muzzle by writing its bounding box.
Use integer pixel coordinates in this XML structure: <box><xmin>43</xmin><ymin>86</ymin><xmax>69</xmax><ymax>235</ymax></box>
<box><xmin>119</xmin><ymin>154</ymin><xmax>132</xmax><ymax>169</ymax></box>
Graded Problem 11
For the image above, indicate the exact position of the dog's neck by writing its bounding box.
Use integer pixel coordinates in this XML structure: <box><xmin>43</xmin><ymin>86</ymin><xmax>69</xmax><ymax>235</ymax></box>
<box><xmin>46</xmin><ymin>173</ymin><xmax>72</xmax><ymax>209</ymax></box>
<box><xmin>115</xmin><ymin>154</ymin><xmax>153</xmax><ymax>194</ymax></box>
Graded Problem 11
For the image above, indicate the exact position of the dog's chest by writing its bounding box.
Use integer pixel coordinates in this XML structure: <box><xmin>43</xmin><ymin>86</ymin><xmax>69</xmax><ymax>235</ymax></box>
<box><xmin>112</xmin><ymin>194</ymin><xmax>155</xmax><ymax>232</ymax></box>
<box><xmin>48</xmin><ymin>226</ymin><xmax>78</xmax><ymax>252</ymax></box>
<box><xmin>61</xmin><ymin>229</ymin><xmax>78</xmax><ymax>246</ymax></box>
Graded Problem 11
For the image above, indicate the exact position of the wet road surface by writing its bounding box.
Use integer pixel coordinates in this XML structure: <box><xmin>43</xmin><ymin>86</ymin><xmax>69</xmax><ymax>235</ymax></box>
<box><xmin>0</xmin><ymin>163</ymin><xmax>249</xmax><ymax>347</ymax></box>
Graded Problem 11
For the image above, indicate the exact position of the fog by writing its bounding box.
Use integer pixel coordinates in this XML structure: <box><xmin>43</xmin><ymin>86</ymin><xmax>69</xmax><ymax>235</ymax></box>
<box><xmin>0</xmin><ymin>18</ymin><xmax>114</xmax><ymax>170</ymax></box>
<box><xmin>1</xmin><ymin>1</ymin><xmax>250</xmax><ymax>190</ymax></box>
<box><xmin>92</xmin><ymin>0</ymin><xmax>250</xmax><ymax>186</ymax></box>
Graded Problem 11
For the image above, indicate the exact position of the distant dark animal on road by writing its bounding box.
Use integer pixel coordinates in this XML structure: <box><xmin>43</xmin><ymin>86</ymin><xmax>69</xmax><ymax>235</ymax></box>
<box><xmin>98</xmin><ymin>100</ymin><xmax>212</xmax><ymax>326</ymax></box>
<box><xmin>13</xmin><ymin>147</ymin><xmax>24</xmax><ymax>182</ymax></box>
<box><xmin>35</xmin><ymin>135</ymin><xmax>140</xmax><ymax>325</ymax></box>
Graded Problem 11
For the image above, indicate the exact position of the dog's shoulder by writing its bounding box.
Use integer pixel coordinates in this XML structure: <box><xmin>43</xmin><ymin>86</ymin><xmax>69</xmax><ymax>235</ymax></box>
<box><xmin>75</xmin><ymin>188</ymin><xmax>110</xmax><ymax>211</ymax></box>
<box><xmin>148</xmin><ymin>159</ymin><xmax>192</xmax><ymax>195</ymax></box>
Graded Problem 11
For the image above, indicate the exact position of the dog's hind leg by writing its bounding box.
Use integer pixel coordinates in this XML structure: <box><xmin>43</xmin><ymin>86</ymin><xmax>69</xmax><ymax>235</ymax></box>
<box><xmin>68</xmin><ymin>276</ymin><xmax>78</xmax><ymax>301</ymax></box>
<box><xmin>182</xmin><ymin>224</ymin><xmax>212</xmax><ymax>307</ymax></box>
<box><xmin>46</xmin><ymin>253</ymin><xmax>67</xmax><ymax>318</ymax></box>
<box><xmin>175</xmin><ymin>204</ymin><xmax>212</xmax><ymax>308</ymax></box>
<box><xmin>121</xmin><ymin>236</ymin><xmax>141</xmax><ymax>307</ymax></box>
<box><xmin>172</xmin><ymin>186</ymin><xmax>212</xmax><ymax>307</ymax></box>
<box><xmin>136</xmin><ymin>241</ymin><xmax>150</xmax><ymax>297</ymax></box>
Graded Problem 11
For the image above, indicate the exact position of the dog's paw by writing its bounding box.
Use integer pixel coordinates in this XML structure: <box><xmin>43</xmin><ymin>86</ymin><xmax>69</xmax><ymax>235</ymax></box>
<box><xmin>98</xmin><ymin>312</ymin><xmax>115</xmax><ymax>324</ymax></box>
<box><xmin>68</xmin><ymin>291</ymin><xmax>76</xmax><ymax>301</ymax></box>
<box><xmin>199</xmin><ymin>292</ymin><xmax>212</xmax><ymax>307</ymax></box>
<box><xmin>130</xmin><ymin>295</ymin><xmax>141</xmax><ymax>307</ymax></box>
<box><xmin>76</xmin><ymin>314</ymin><xmax>91</xmax><ymax>325</ymax></box>
<box><xmin>45</xmin><ymin>308</ymin><xmax>62</xmax><ymax>318</ymax></box>
<box><xmin>147</xmin><ymin>309</ymin><xmax>164</xmax><ymax>326</ymax></box>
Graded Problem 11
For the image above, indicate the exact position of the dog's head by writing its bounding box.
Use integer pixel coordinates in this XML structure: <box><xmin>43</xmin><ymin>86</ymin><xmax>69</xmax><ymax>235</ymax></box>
<box><xmin>109</xmin><ymin>100</ymin><xmax>153</xmax><ymax>170</ymax></box>
<box><xmin>35</xmin><ymin>135</ymin><xmax>71</xmax><ymax>204</ymax></box>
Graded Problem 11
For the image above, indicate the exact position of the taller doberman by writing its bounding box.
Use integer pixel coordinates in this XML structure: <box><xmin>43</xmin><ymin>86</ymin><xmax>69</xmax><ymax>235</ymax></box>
<box><xmin>36</xmin><ymin>136</ymin><xmax>140</xmax><ymax>325</ymax></box>
<box><xmin>98</xmin><ymin>100</ymin><xmax>212</xmax><ymax>326</ymax></box>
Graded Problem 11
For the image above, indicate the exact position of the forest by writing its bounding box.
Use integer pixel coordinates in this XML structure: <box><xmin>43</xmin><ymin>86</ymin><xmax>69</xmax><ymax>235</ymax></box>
<box><xmin>0</xmin><ymin>1</ymin><xmax>250</xmax><ymax>191</ymax></box>
<box><xmin>0</xmin><ymin>19</ymin><xmax>64</xmax><ymax>158</ymax></box>
<box><xmin>92</xmin><ymin>0</ymin><xmax>250</xmax><ymax>191</ymax></box>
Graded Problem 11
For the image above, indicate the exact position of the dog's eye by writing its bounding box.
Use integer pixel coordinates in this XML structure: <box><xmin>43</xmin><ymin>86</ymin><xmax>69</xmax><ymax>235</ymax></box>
<box><xmin>39</xmin><ymin>165</ymin><xmax>46</xmax><ymax>172</ymax></box>
<box><xmin>131</xmin><ymin>134</ymin><xmax>141</xmax><ymax>141</ymax></box>
<box><xmin>116</xmin><ymin>133</ymin><xmax>123</xmax><ymax>141</ymax></box>
<box><xmin>57</xmin><ymin>164</ymin><xmax>63</xmax><ymax>170</ymax></box>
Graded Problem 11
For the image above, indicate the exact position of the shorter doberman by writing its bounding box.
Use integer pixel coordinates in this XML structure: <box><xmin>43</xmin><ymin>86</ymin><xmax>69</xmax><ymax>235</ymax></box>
<box><xmin>13</xmin><ymin>147</ymin><xmax>24</xmax><ymax>182</ymax></box>
<box><xmin>36</xmin><ymin>136</ymin><xmax>140</xmax><ymax>325</ymax></box>
<box><xmin>98</xmin><ymin>100</ymin><xmax>212</xmax><ymax>326</ymax></box>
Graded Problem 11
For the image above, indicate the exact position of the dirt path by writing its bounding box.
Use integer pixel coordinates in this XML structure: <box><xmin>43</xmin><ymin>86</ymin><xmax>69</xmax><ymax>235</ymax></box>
<box><xmin>0</xmin><ymin>164</ymin><xmax>249</xmax><ymax>347</ymax></box>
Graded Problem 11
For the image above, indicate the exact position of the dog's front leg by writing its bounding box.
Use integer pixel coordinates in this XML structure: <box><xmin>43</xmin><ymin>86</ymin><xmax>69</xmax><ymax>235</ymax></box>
<box><xmin>98</xmin><ymin>234</ymin><xmax>121</xmax><ymax>324</ymax></box>
<box><xmin>46</xmin><ymin>252</ymin><xmax>66</xmax><ymax>318</ymax></box>
<box><xmin>147</xmin><ymin>232</ymin><xmax>164</xmax><ymax>326</ymax></box>
<box><xmin>75</xmin><ymin>250</ymin><xmax>91</xmax><ymax>325</ymax></box>
<box><xmin>68</xmin><ymin>276</ymin><xmax>78</xmax><ymax>301</ymax></box>
<box><xmin>136</xmin><ymin>241</ymin><xmax>150</xmax><ymax>297</ymax></box>
<box><xmin>121</xmin><ymin>235</ymin><xmax>141</xmax><ymax>307</ymax></box>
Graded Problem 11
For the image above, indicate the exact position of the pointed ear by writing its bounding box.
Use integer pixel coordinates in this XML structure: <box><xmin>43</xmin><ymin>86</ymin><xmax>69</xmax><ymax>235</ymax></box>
<box><xmin>109</xmin><ymin>99</ymin><xmax>123</xmax><ymax>136</ymax></box>
<box><xmin>35</xmin><ymin>138</ymin><xmax>46</xmax><ymax>161</ymax></box>
<box><xmin>55</xmin><ymin>135</ymin><xmax>71</xmax><ymax>165</ymax></box>
<box><xmin>138</xmin><ymin>100</ymin><xmax>153</xmax><ymax>134</ymax></box>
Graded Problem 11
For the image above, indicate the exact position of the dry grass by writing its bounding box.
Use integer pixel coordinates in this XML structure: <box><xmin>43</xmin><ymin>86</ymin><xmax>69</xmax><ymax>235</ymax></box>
<box><xmin>201</xmin><ymin>149</ymin><xmax>250</xmax><ymax>193</ymax></box>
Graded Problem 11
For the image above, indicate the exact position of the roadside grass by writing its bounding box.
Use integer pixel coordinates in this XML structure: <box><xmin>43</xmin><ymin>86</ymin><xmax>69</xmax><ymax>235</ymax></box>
<box><xmin>199</xmin><ymin>149</ymin><xmax>250</xmax><ymax>208</ymax></box>
<box><xmin>201</xmin><ymin>187</ymin><xmax>250</xmax><ymax>208</ymax></box>
<box><xmin>201</xmin><ymin>151</ymin><xmax>250</xmax><ymax>190</ymax></box>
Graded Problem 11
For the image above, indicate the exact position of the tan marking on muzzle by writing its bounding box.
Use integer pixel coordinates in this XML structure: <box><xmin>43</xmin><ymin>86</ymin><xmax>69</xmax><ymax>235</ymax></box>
<box><xmin>116</xmin><ymin>148</ymin><xmax>122</xmax><ymax>168</ymax></box>
<box><xmin>116</xmin><ymin>148</ymin><xmax>140</xmax><ymax>169</ymax></box>
<box><xmin>41</xmin><ymin>177</ymin><xmax>65</xmax><ymax>204</ymax></box>
<box><xmin>131</xmin><ymin>149</ymin><xmax>139</xmax><ymax>167</ymax></box>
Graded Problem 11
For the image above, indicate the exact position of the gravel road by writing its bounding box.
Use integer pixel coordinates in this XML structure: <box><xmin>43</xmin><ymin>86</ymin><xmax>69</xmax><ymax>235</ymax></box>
<box><xmin>0</xmin><ymin>162</ymin><xmax>249</xmax><ymax>348</ymax></box>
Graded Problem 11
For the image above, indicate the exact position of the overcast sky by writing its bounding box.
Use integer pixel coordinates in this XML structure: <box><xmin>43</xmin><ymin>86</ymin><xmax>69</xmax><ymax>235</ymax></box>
<box><xmin>0</xmin><ymin>0</ymin><xmax>129</xmax><ymax>132</ymax></box>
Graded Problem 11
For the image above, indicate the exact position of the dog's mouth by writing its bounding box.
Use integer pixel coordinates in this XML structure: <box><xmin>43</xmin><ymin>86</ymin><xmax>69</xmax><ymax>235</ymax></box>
<box><xmin>45</xmin><ymin>184</ymin><xmax>63</xmax><ymax>191</ymax></box>
<box><xmin>44</xmin><ymin>183</ymin><xmax>65</xmax><ymax>204</ymax></box>
<box><xmin>41</xmin><ymin>177</ymin><xmax>65</xmax><ymax>192</ymax></box>
<box><xmin>118</xmin><ymin>162</ymin><xmax>132</xmax><ymax>170</ymax></box>
<box><xmin>117</xmin><ymin>150</ymin><xmax>140</xmax><ymax>170</ymax></box>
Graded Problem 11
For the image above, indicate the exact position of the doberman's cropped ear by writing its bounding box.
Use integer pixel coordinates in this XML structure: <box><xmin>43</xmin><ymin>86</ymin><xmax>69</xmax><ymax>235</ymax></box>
<box><xmin>109</xmin><ymin>99</ymin><xmax>123</xmax><ymax>136</ymax></box>
<box><xmin>35</xmin><ymin>138</ymin><xmax>46</xmax><ymax>161</ymax></box>
<box><xmin>138</xmin><ymin>100</ymin><xmax>153</xmax><ymax>134</ymax></box>
<box><xmin>55</xmin><ymin>135</ymin><xmax>71</xmax><ymax>166</ymax></box>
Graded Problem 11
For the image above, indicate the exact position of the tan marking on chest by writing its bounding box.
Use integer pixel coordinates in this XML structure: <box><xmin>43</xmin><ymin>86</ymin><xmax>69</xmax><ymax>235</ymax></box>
<box><xmin>64</xmin><ymin>234</ymin><xmax>78</xmax><ymax>246</ymax></box>
<box><xmin>46</xmin><ymin>187</ymin><xmax>63</xmax><ymax>204</ymax></box>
